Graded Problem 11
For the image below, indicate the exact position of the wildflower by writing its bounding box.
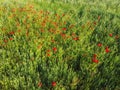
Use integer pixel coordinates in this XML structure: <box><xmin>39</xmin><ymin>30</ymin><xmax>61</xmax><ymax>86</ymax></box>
<box><xmin>9</xmin><ymin>37</ymin><xmax>13</xmax><ymax>41</ymax></box>
<box><xmin>92</xmin><ymin>59</ymin><xmax>99</xmax><ymax>63</ymax></box>
<box><xmin>38</xmin><ymin>82</ymin><xmax>42</xmax><ymax>87</ymax></box>
<box><xmin>92</xmin><ymin>54</ymin><xmax>99</xmax><ymax>63</ymax></box>
<box><xmin>73</xmin><ymin>37</ymin><xmax>79</xmax><ymax>41</ymax></box>
<box><xmin>93</xmin><ymin>54</ymin><xmax>97</xmax><ymax>58</ymax></box>
<box><xmin>46</xmin><ymin>49</ymin><xmax>51</xmax><ymax>52</ymax></box>
<box><xmin>53</xmin><ymin>47</ymin><xmax>57</xmax><ymax>52</ymax></box>
<box><xmin>105</xmin><ymin>46</ymin><xmax>110</xmax><ymax>53</ymax></box>
<box><xmin>4</xmin><ymin>39</ymin><xmax>8</xmax><ymax>43</ymax></box>
<box><xmin>97</xmin><ymin>43</ymin><xmax>102</xmax><ymax>47</ymax></box>
<box><xmin>109</xmin><ymin>33</ymin><xmax>113</xmax><ymax>37</ymax></box>
<box><xmin>62</xmin><ymin>27</ymin><xmax>67</xmax><ymax>31</ymax></box>
<box><xmin>60</xmin><ymin>33</ymin><xmax>66</xmax><ymax>38</ymax></box>
<box><xmin>9</xmin><ymin>31</ymin><xmax>15</xmax><ymax>35</ymax></box>
<box><xmin>47</xmin><ymin>53</ymin><xmax>51</xmax><ymax>57</ymax></box>
<box><xmin>52</xmin><ymin>82</ymin><xmax>56</xmax><ymax>87</ymax></box>
<box><xmin>37</xmin><ymin>44</ymin><xmax>42</xmax><ymax>49</ymax></box>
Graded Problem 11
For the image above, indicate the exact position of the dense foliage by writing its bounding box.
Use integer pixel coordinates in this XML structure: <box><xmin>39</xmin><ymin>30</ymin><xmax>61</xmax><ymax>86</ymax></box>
<box><xmin>0</xmin><ymin>0</ymin><xmax>120</xmax><ymax>90</ymax></box>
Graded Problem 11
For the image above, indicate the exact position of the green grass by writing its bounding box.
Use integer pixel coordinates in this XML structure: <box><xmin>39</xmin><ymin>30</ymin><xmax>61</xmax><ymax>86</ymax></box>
<box><xmin>0</xmin><ymin>0</ymin><xmax>120</xmax><ymax>90</ymax></box>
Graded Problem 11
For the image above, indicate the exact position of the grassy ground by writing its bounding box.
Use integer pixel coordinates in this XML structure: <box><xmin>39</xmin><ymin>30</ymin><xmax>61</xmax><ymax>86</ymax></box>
<box><xmin>0</xmin><ymin>0</ymin><xmax>120</xmax><ymax>90</ymax></box>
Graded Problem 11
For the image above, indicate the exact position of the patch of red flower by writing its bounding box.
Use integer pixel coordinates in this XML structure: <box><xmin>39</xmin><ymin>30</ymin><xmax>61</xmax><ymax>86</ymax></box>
<box><xmin>9</xmin><ymin>31</ymin><xmax>15</xmax><ymax>35</ymax></box>
<box><xmin>92</xmin><ymin>59</ymin><xmax>99</xmax><ymax>63</ymax></box>
<box><xmin>47</xmin><ymin>53</ymin><xmax>51</xmax><ymax>57</ymax></box>
<box><xmin>97</xmin><ymin>43</ymin><xmax>102</xmax><ymax>47</ymax></box>
<box><xmin>53</xmin><ymin>47</ymin><xmax>57</xmax><ymax>52</ymax></box>
<box><xmin>62</xmin><ymin>27</ymin><xmax>67</xmax><ymax>31</ymax></box>
<box><xmin>105</xmin><ymin>46</ymin><xmax>110</xmax><ymax>53</ymax></box>
<box><xmin>46</xmin><ymin>49</ymin><xmax>51</xmax><ymax>52</ymax></box>
<box><xmin>92</xmin><ymin>54</ymin><xmax>99</xmax><ymax>63</ymax></box>
<box><xmin>9</xmin><ymin>37</ymin><xmax>13</xmax><ymax>41</ymax></box>
<box><xmin>52</xmin><ymin>82</ymin><xmax>56</xmax><ymax>87</ymax></box>
<box><xmin>4</xmin><ymin>39</ymin><xmax>8</xmax><ymax>43</ymax></box>
<box><xmin>109</xmin><ymin>33</ymin><xmax>113</xmax><ymax>37</ymax></box>
<box><xmin>73</xmin><ymin>37</ymin><xmax>79</xmax><ymax>41</ymax></box>
<box><xmin>38</xmin><ymin>82</ymin><xmax>42</xmax><ymax>87</ymax></box>
<box><xmin>93</xmin><ymin>54</ymin><xmax>97</xmax><ymax>58</ymax></box>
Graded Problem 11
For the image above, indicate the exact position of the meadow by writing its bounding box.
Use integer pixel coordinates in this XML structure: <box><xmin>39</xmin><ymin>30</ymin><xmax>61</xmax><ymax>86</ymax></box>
<box><xmin>0</xmin><ymin>0</ymin><xmax>120</xmax><ymax>90</ymax></box>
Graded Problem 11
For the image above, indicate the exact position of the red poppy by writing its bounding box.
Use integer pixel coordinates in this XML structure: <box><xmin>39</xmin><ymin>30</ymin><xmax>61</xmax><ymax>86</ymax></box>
<box><xmin>105</xmin><ymin>46</ymin><xmax>110</xmax><ymax>53</ymax></box>
<box><xmin>62</xmin><ymin>27</ymin><xmax>67</xmax><ymax>31</ymax></box>
<box><xmin>9</xmin><ymin>37</ymin><xmax>13</xmax><ymax>41</ymax></box>
<box><xmin>73</xmin><ymin>37</ymin><xmax>79</xmax><ymax>41</ymax></box>
<box><xmin>9</xmin><ymin>31</ymin><xmax>15</xmax><ymax>35</ymax></box>
<box><xmin>109</xmin><ymin>33</ymin><xmax>113</xmax><ymax>37</ymax></box>
<box><xmin>97</xmin><ymin>43</ymin><xmax>102</xmax><ymax>47</ymax></box>
<box><xmin>53</xmin><ymin>47</ymin><xmax>57</xmax><ymax>52</ymax></box>
<box><xmin>47</xmin><ymin>53</ymin><xmax>51</xmax><ymax>57</ymax></box>
<box><xmin>60</xmin><ymin>33</ymin><xmax>66</xmax><ymax>37</ymax></box>
<box><xmin>52</xmin><ymin>82</ymin><xmax>56</xmax><ymax>87</ymax></box>
<box><xmin>92</xmin><ymin>54</ymin><xmax>99</xmax><ymax>63</ymax></box>
<box><xmin>4</xmin><ymin>39</ymin><xmax>8</xmax><ymax>43</ymax></box>
<box><xmin>38</xmin><ymin>82</ymin><xmax>42</xmax><ymax>87</ymax></box>
<box><xmin>47</xmin><ymin>49</ymin><xmax>51</xmax><ymax>52</ymax></box>
<box><xmin>92</xmin><ymin>59</ymin><xmax>99</xmax><ymax>63</ymax></box>
<box><xmin>93</xmin><ymin>54</ymin><xmax>97</xmax><ymax>58</ymax></box>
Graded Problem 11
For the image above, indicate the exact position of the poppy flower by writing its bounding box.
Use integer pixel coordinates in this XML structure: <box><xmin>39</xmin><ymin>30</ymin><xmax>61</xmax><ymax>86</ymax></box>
<box><xmin>4</xmin><ymin>39</ymin><xmax>8</xmax><ymax>43</ymax></box>
<box><xmin>93</xmin><ymin>54</ymin><xmax>97</xmax><ymax>58</ymax></box>
<box><xmin>53</xmin><ymin>47</ymin><xmax>57</xmax><ymax>52</ymax></box>
<box><xmin>92</xmin><ymin>54</ymin><xmax>99</xmax><ymax>63</ymax></box>
<box><xmin>9</xmin><ymin>37</ymin><xmax>13</xmax><ymax>41</ymax></box>
<box><xmin>92</xmin><ymin>59</ymin><xmax>99</xmax><ymax>63</ymax></box>
<box><xmin>105</xmin><ymin>46</ymin><xmax>110</xmax><ymax>53</ymax></box>
<box><xmin>62</xmin><ymin>27</ymin><xmax>67</xmax><ymax>31</ymax></box>
<box><xmin>60</xmin><ymin>33</ymin><xmax>66</xmax><ymax>37</ymax></box>
<box><xmin>46</xmin><ymin>49</ymin><xmax>51</xmax><ymax>52</ymax></box>
<box><xmin>97</xmin><ymin>43</ymin><xmax>102</xmax><ymax>47</ymax></box>
<box><xmin>38</xmin><ymin>82</ymin><xmax>42</xmax><ymax>87</ymax></box>
<box><xmin>109</xmin><ymin>33</ymin><xmax>113</xmax><ymax>37</ymax></box>
<box><xmin>52</xmin><ymin>82</ymin><xmax>56</xmax><ymax>87</ymax></box>
<box><xmin>47</xmin><ymin>53</ymin><xmax>51</xmax><ymax>57</ymax></box>
<box><xmin>9</xmin><ymin>31</ymin><xmax>15</xmax><ymax>35</ymax></box>
<box><xmin>73</xmin><ymin>37</ymin><xmax>79</xmax><ymax>41</ymax></box>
